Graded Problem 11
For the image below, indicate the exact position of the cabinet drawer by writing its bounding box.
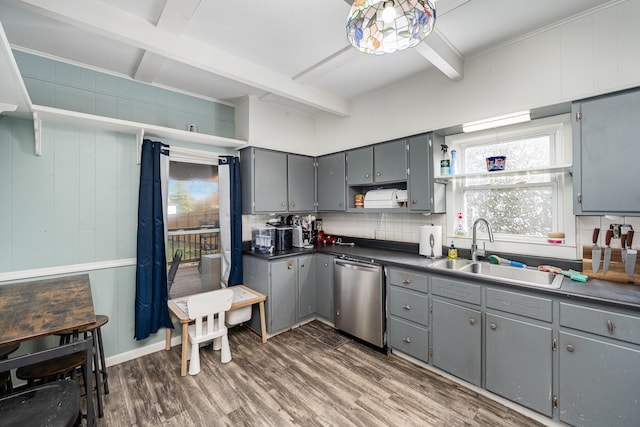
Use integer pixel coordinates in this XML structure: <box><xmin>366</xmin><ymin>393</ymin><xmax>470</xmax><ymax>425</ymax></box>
<box><xmin>388</xmin><ymin>317</ymin><xmax>429</xmax><ymax>362</ymax></box>
<box><xmin>388</xmin><ymin>268</ymin><xmax>429</xmax><ymax>293</ymax></box>
<box><xmin>431</xmin><ymin>276</ymin><xmax>481</xmax><ymax>305</ymax></box>
<box><xmin>389</xmin><ymin>287</ymin><xmax>429</xmax><ymax>326</ymax></box>
<box><xmin>486</xmin><ymin>288</ymin><xmax>553</xmax><ymax>322</ymax></box>
<box><xmin>560</xmin><ymin>302</ymin><xmax>640</xmax><ymax>346</ymax></box>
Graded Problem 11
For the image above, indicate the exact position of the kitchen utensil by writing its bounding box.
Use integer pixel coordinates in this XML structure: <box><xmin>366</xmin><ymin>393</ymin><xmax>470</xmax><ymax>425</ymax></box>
<box><xmin>429</xmin><ymin>233</ymin><xmax>435</xmax><ymax>258</ymax></box>
<box><xmin>591</xmin><ymin>228</ymin><xmax>601</xmax><ymax>274</ymax></box>
<box><xmin>625</xmin><ymin>230</ymin><xmax>636</xmax><ymax>276</ymax></box>
<box><xmin>539</xmin><ymin>265</ymin><xmax>587</xmax><ymax>282</ymax></box>
<box><xmin>561</xmin><ymin>269</ymin><xmax>588</xmax><ymax>282</ymax></box>
<box><xmin>488</xmin><ymin>255</ymin><xmax>527</xmax><ymax>268</ymax></box>
<box><xmin>621</xmin><ymin>233</ymin><xmax>627</xmax><ymax>264</ymax></box>
<box><xmin>603</xmin><ymin>229</ymin><xmax>613</xmax><ymax>275</ymax></box>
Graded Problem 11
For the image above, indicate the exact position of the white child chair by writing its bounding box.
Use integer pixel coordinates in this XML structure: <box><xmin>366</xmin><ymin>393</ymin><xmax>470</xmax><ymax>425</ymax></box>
<box><xmin>187</xmin><ymin>288</ymin><xmax>234</xmax><ymax>375</ymax></box>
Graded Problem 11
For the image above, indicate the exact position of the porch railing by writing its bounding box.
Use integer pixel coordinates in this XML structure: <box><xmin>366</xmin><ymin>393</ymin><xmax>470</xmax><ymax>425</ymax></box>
<box><xmin>167</xmin><ymin>228</ymin><xmax>220</xmax><ymax>264</ymax></box>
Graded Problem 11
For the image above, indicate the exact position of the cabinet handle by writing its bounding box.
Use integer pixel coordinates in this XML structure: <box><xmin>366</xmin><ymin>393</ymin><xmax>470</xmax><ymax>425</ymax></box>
<box><xmin>300</xmin><ymin>264</ymin><xmax>305</xmax><ymax>268</ymax></box>
<box><xmin>287</xmin><ymin>261</ymin><xmax>294</xmax><ymax>270</ymax></box>
<box><xmin>566</xmin><ymin>344</ymin><xmax>574</xmax><ymax>352</ymax></box>
<box><xmin>402</xmin><ymin>278</ymin><xmax>412</xmax><ymax>284</ymax></box>
<box><xmin>403</xmin><ymin>337</ymin><xmax>412</xmax><ymax>343</ymax></box>
<box><xmin>607</xmin><ymin>319</ymin><xmax>615</xmax><ymax>333</ymax></box>
<box><xmin>376</xmin><ymin>172</ymin><xmax>382</xmax><ymax>177</ymax></box>
<box><xmin>324</xmin><ymin>263</ymin><xmax>328</xmax><ymax>267</ymax></box>
<box><xmin>469</xmin><ymin>318</ymin><xmax>476</xmax><ymax>325</ymax></box>
<box><xmin>339</xmin><ymin>202</ymin><xmax>343</xmax><ymax>207</ymax></box>
<box><xmin>291</xmin><ymin>202</ymin><xmax>295</xmax><ymax>207</ymax></box>
<box><xmin>281</xmin><ymin>202</ymin><xmax>286</xmax><ymax>207</ymax></box>
<box><xmin>365</xmin><ymin>173</ymin><xmax>370</xmax><ymax>178</ymax></box>
<box><xmin>490</xmin><ymin>323</ymin><xmax>497</xmax><ymax>330</ymax></box>
<box><xmin>403</xmin><ymin>304</ymin><xmax>411</xmax><ymax>310</ymax></box>
<box><xmin>412</xmin><ymin>199</ymin><xmax>417</xmax><ymax>204</ymax></box>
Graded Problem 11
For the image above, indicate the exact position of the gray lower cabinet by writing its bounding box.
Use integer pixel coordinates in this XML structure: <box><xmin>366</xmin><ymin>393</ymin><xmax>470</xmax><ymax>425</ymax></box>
<box><xmin>558</xmin><ymin>302</ymin><xmax>640</xmax><ymax>427</ymax></box>
<box><xmin>297</xmin><ymin>255</ymin><xmax>316</xmax><ymax>320</ymax></box>
<box><xmin>317</xmin><ymin>152</ymin><xmax>346</xmax><ymax>211</ymax></box>
<box><xmin>387</xmin><ymin>267</ymin><xmax>430</xmax><ymax>362</ymax></box>
<box><xmin>431</xmin><ymin>297</ymin><xmax>482</xmax><ymax>386</ymax></box>
<box><xmin>485</xmin><ymin>312</ymin><xmax>553</xmax><ymax>416</ymax></box>
<box><xmin>314</xmin><ymin>254</ymin><xmax>334</xmax><ymax>320</ymax></box>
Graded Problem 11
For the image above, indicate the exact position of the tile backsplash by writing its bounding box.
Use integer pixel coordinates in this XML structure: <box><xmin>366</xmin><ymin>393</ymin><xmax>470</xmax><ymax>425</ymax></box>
<box><xmin>576</xmin><ymin>216</ymin><xmax>640</xmax><ymax>257</ymax></box>
<box><xmin>242</xmin><ymin>212</ymin><xmax>447</xmax><ymax>244</ymax></box>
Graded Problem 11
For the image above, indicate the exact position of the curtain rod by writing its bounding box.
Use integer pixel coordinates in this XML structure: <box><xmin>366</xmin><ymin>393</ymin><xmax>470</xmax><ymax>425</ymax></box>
<box><xmin>165</xmin><ymin>145</ymin><xmax>227</xmax><ymax>160</ymax></box>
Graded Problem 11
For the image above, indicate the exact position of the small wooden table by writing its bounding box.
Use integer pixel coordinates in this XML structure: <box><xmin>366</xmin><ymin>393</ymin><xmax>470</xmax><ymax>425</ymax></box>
<box><xmin>166</xmin><ymin>285</ymin><xmax>267</xmax><ymax>377</ymax></box>
<box><xmin>0</xmin><ymin>274</ymin><xmax>96</xmax><ymax>426</ymax></box>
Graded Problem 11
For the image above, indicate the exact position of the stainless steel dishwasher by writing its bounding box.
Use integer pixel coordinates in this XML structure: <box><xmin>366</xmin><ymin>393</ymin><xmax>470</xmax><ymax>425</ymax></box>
<box><xmin>334</xmin><ymin>257</ymin><xmax>385</xmax><ymax>348</ymax></box>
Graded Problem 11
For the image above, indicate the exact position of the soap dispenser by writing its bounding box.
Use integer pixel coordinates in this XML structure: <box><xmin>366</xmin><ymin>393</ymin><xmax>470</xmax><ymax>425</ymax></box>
<box><xmin>447</xmin><ymin>241</ymin><xmax>458</xmax><ymax>260</ymax></box>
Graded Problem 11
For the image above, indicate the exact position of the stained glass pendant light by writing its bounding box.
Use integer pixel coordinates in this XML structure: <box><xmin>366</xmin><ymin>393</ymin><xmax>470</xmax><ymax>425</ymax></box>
<box><xmin>347</xmin><ymin>0</ymin><xmax>436</xmax><ymax>55</ymax></box>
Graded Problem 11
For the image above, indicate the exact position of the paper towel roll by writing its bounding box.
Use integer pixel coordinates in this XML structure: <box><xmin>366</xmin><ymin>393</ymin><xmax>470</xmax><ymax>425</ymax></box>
<box><xmin>419</xmin><ymin>225</ymin><xmax>443</xmax><ymax>258</ymax></box>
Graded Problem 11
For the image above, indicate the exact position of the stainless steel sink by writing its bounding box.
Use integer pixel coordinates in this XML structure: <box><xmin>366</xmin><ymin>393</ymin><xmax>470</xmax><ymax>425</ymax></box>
<box><xmin>430</xmin><ymin>258</ymin><xmax>563</xmax><ymax>289</ymax></box>
<box><xmin>430</xmin><ymin>258</ymin><xmax>475</xmax><ymax>270</ymax></box>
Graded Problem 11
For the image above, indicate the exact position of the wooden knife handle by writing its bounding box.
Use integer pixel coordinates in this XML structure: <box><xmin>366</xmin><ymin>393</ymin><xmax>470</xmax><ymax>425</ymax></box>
<box><xmin>627</xmin><ymin>230</ymin><xmax>634</xmax><ymax>248</ymax></box>
<box><xmin>621</xmin><ymin>233</ymin><xmax>627</xmax><ymax>249</ymax></box>
<box><xmin>605</xmin><ymin>229</ymin><xmax>613</xmax><ymax>246</ymax></box>
<box><xmin>593</xmin><ymin>228</ymin><xmax>600</xmax><ymax>244</ymax></box>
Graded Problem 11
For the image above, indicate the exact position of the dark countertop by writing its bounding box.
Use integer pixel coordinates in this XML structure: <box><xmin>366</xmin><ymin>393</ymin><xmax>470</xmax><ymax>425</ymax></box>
<box><xmin>244</xmin><ymin>242</ymin><xmax>640</xmax><ymax>311</ymax></box>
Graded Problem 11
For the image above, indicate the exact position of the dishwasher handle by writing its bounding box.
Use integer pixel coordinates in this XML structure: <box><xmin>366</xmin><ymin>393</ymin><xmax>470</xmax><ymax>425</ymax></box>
<box><xmin>335</xmin><ymin>259</ymin><xmax>381</xmax><ymax>273</ymax></box>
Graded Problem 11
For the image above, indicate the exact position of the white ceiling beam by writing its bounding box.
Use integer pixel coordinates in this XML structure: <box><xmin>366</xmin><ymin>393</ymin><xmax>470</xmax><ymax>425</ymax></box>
<box><xmin>7</xmin><ymin>0</ymin><xmax>351</xmax><ymax>116</ymax></box>
<box><xmin>133</xmin><ymin>0</ymin><xmax>201</xmax><ymax>83</ymax></box>
<box><xmin>414</xmin><ymin>29</ymin><xmax>464</xmax><ymax>80</ymax></box>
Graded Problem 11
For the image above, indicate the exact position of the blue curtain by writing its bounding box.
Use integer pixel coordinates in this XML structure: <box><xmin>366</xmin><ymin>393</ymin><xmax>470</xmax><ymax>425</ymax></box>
<box><xmin>219</xmin><ymin>156</ymin><xmax>243</xmax><ymax>285</ymax></box>
<box><xmin>135</xmin><ymin>139</ymin><xmax>173</xmax><ymax>340</ymax></box>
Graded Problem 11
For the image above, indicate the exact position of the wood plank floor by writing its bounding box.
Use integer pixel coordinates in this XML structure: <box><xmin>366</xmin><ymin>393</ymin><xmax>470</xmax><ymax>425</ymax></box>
<box><xmin>99</xmin><ymin>321</ymin><xmax>548</xmax><ymax>426</ymax></box>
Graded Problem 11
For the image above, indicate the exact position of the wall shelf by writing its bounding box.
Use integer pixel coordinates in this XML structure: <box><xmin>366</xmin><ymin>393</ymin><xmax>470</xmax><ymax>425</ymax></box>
<box><xmin>435</xmin><ymin>164</ymin><xmax>572</xmax><ymax>182</ymax></box>
<box><xmin>2</xmin><ymin>23</ymin><xmax>247</xmax><ymax>157</ymax></box>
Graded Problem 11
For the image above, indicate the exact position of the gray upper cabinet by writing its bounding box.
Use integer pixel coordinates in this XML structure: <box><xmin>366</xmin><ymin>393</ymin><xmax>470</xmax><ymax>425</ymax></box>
<box><xmin>346</xmin><ymin>139</ymin><xmax>407</xmax><ymax>186</ymax></box>
<box><xmin>288</xmin><ymin>154</ymin><xmax>315</xmax><ymax>212</ymax></box>
<box><xmin>240</xmin><ymin>147</ymin><xmax>287</xmax><ymax>214</ymax></box>
<box><xmin>374</xmin><ymin>139</ymin><xmax>407</xmax><ymax>183</ymax></box>
<box><xmin>408</xmin><ymin>133</ymin><xmax>445</xmax><ymax>213</ymax></box>
<box><xmin>240</xmin><ymin>147</ymin><xmax>314</xmax><ymax>214</ymax></box>
<box><xmin>572</xmin><ymin>88</ymin><xmax>640</xmax><ymax>215</ymax></box>
<box><xmin>317</xmin><ymin>152</ymin><xmax>346</xmax><ymax>211</ymax></box>
<box><xmin>346</xmin><ymin>146</ymin><xmax>373</xmax><ymax>185</ymax></box>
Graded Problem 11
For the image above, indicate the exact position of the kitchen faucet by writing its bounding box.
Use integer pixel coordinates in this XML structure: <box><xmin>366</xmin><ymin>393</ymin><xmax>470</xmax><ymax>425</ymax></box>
<box><xmin>471</xmin><ymin>217</ymin><xmax>494</xmax><ymax>261</ymax></box>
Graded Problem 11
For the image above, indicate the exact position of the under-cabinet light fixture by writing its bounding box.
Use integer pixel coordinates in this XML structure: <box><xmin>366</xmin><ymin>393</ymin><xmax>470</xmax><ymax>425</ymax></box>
<box><xmin>462</xmin><ymin>110</ymin><xmax>531</xmax><ymax>133</ymax></box>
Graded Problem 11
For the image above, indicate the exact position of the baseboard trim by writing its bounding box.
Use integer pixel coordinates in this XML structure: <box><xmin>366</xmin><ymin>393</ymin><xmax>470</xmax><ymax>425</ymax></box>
<box><xmin>105</xmin><ymin>332</ymin><xmax>182</xmax><ymax>368</ymax></box>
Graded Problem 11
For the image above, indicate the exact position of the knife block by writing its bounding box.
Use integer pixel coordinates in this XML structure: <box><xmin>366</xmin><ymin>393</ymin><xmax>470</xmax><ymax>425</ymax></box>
<box><xmin>582</xmin><ymin>245</ymin><xmax>640</xmax><ymax>285</ymax></box>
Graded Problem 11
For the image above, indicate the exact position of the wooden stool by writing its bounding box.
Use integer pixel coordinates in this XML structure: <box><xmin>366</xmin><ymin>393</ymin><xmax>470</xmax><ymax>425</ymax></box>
<box><xmin>56</xmin><ymin>315</ymin><xmax>109</xmax><ymax>418</ymax></box>
<box><xmin>0</xmin><ymin>379</ymin><xmax>80</xmax><ymax>427</ymax></box>
<box><xmin>0</xmin><ymin>343</ymin><xmax>20</xmax><ymax>395</ymax></box>
<box><xmin>16</xmin><ymin>352</ymin><xmax>88</xmax><ymax>386</ymax></box>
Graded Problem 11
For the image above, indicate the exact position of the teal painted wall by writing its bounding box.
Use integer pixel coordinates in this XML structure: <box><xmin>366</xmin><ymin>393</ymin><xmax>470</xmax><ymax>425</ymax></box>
<box><xmin>1</xmin><ymin>52</ymin><xmax>237</xmax><ymax>358</ymax></box>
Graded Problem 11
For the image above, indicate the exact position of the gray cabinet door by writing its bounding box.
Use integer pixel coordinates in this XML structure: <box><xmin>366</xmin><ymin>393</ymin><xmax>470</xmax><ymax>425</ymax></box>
<box><xmin>288</xmin><ymin>154</ymin><xmax>315</xmax><ymax>212</ymax></box>
<box><xmin>254</xmin><ymin>149</ymin><xmax>288</xmax><ymax>213</ymax></box>
<box><xmin>317</xmin><ymin>152</ymin><xmax>346</xmax><ymax>211</ymax></box>
<box><xmin>559</xmin><ymin>331</ymin><xmax>640</xmax><ymax>427</ymax></box>
<box><xmin>314</xmin><ymin>254</ymin><xmax>333</xmax><ymax>320</ymax></box>
<box><xmin>432</xmin><ymin>298</ymin><xmax>482</xmax><ymax>386</ymax></box>
<box><xmin>573</xmin><ymin>89</ymin><xmax>640</xmax><ymax>214</ymax></box>
<box><xmin>408</xmin><ymin>134</ymin><xmax>432</xmax><ymax>212</ymax></box>
<box><xmin>374</xmin><ymin>139</ymin><xmax>407</xmax><ymax>183</ymax></box>
<box><xmin>485</xmin><ymin>312</ymin><xmax>553</xmax><ymax>416</ymax></box>
<box><xmin>270</xmin><ymin>259</ymin><xmax>297</xmax><ymax>333</ymax></box>
<box><xmin>346</xmin><ymin>146</ymin><xmax>373</xmax><ymax>185</ymax></box>
<box><xmin>297</xmin><ymin>255</ymin><xmax>316</xmax><ymax>320</ymax></box>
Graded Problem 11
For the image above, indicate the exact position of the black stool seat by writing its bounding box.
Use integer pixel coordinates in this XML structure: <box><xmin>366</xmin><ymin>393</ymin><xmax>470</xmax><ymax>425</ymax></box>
<box><xmin>0</xmin><ymin>379</ymin><xmax>80</xmax><ymax>427</ymax></box>
<box><xmin>0</xmin><ymin>343</ymin><xmax>20</xmax><ymax>359</ymax></box>
<box><xmin>16</xmin><ymin>352</ymin><xmax>87</xmax><ymax>384</ymax></box>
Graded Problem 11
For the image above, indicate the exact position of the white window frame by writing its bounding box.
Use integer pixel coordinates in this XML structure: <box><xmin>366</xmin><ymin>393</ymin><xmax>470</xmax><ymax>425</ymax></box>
<box><xmin>443</xmin><ymin>114</ymin><xmax>577</xmax><ymax>259</ymax></box>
